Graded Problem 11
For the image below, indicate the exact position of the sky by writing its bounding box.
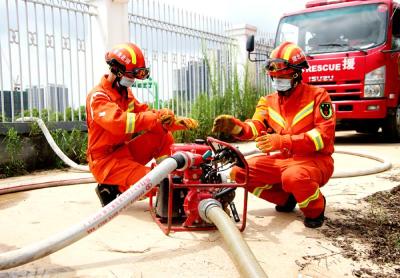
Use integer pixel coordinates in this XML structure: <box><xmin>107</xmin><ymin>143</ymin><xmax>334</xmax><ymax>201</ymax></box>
<box><xmin>156</xmin><ymin>0</ymin><xmax>309</xmax><ymax>33</ymax></box>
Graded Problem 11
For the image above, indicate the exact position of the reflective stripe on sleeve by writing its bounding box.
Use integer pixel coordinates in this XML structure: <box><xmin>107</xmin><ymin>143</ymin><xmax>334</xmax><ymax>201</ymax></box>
<box><xmin>247</xmin><ymin>121</ymin><xmax>259</xmax><ymax>140</ymax></box>
<box><xmin>125</xmin><ymin>112</ymin><xmax>136</xmax><ymax>133</ymax></box>
<box><xmin>306</xmin><ymin>128</ymin><xmax>324</xmax><ymax>151</ymax></box>
<box><xmin>128</xmin><ymin>101</ymin><xmax>135</xmax><ymax>112</ymax></box>
<box><xmin>298</xmin><ymin>188</ymin><xmax>320</xmax><ymax>208</ymax></box>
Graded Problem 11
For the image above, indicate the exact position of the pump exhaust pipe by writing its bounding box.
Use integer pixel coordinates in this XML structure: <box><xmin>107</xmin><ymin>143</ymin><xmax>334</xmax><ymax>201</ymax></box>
<box><xmin>0</xmin><ymin>152</ymin><xmax>192</xmax><ymax>270</ymax></box>
<box><xmin>199</xmin><ymin>199</ymin><xmax>267</xmax><ymax>278</ymax></box>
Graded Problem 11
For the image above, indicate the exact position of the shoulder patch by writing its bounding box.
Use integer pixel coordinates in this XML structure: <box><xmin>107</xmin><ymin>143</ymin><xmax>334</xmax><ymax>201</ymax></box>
<box><xmin>319</xmin><ymin>102</ymin><xmax>333</xmax><ymax>120</ymax></box>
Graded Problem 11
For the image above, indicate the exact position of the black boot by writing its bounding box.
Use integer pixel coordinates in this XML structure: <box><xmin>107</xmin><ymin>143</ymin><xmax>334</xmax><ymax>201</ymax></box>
<box><xmin>275</xmin><ymin>194</ymin><xmax>297</xmax><ymax>213</ymax></box>
<box><xmin>304</xmin><ymin>196</ymin><xmax>326</xmax><ymax>228</ymax></box>
<box><xmin>95</xmin><ymin>184</ymin><xmax>121</xmax><ymax>207</ymax></box>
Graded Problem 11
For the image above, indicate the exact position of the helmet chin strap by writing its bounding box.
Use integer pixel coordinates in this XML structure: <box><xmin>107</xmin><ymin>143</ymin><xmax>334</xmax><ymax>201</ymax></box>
<box><xmin>111</xmin><ymin>76</ymin><xmax>120</xmax><ymax>88</ymax></box>
<box><xmin>111</xmin><ymin>72</ymin><xmax>128</xmax><ymax>97</ymax></box>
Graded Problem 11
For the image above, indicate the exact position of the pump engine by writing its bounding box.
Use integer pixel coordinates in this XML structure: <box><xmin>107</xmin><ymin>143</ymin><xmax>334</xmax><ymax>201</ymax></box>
<box><xmin>149</xmin><ymin>137</ymin><xmax>249</xmax><ymax>235</ymax></box>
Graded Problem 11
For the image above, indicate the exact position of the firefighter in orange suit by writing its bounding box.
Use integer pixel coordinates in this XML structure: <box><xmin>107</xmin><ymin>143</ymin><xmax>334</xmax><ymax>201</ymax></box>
<box><xmin>86</xmin><ymin>43</ymin><xmax>198</xmax><ymax>207</ymax></box>
<box><xmin>212</xmin><ymin>42</ymin><xmax>335</xmax><ymax>228</ymax></box>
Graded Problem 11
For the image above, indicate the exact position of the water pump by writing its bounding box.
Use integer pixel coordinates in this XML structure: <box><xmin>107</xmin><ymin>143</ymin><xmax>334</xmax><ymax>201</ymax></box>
<box><xmin>149</xmin><ymin>137</ymin><xmax>249</xmax><ymax>235</ymax></box>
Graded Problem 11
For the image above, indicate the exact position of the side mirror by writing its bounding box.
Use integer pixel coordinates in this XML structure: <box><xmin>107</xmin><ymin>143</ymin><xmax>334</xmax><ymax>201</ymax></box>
<box><xmin>246</xmin><ymin>35</ymin><xmax>255</xmax><ymax>53</ymax></box>
<box><xmin>246</xmin><ymin>35</ymin><xmax>268</xmax><ymax>63</ymax></box>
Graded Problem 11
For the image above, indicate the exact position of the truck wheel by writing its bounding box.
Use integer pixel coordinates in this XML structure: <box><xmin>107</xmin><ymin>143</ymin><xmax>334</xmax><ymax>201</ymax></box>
<box><xmin>383</xmin><ymin>105</ymin><xmax>400</xmax><ymax>142</ymax></box>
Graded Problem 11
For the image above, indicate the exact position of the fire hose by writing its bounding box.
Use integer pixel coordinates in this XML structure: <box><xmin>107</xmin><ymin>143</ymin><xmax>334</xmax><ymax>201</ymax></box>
<box><xmin>241</xmin><ymin>148</ymin><xmax>392</xmax><ymax>178</ymax></box>
<box><xmin>199</xmin><ymin>199</ymin><xmax>267</xmax><ymax>278</ymax></box>
<box><xmin>16</xmin><ymin>117</ymin><xmax>89</xmax><ymax>172</ymax></box>
<box><xmin>0</xmin><ymin>147</ymin><xmax>391</xmax><ymax>196</ymax></box>
<box><xmin>0</xmin><ymin>151</ymin><xmax>192</xmax><ymax>270</ymax></box>
<box><xmin>15</xmin><ymin>117</ymin><xmax>392</xmax><ymax>178</ymax></box>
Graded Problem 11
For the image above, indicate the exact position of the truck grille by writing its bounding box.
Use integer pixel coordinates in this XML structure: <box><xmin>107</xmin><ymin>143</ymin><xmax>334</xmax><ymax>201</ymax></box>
<box><xmin>308</xmin><ymin>80</ymin><xmax>363</xmax><ymax>100</ymax></box>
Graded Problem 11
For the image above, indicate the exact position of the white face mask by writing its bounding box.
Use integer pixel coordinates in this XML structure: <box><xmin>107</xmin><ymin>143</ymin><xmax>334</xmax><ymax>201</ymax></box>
<box><xmin>119</xmin><ymin>76</ymin><xmax>135</xmax><ymax>87</ymax></box>
<box><xmin>272</xmin><ymin>78</ymin><xmax>292</xmax><ymax>92</ymax></box>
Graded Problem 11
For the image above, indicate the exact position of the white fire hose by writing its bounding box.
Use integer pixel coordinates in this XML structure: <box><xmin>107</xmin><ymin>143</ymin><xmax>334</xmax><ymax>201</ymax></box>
<box><xmin>241</xmin><ymin>148</ymin><xmax>392</xmax><ymax>178</ymax></box>
<box><xmin>16</xmin><ymin>117</ymin><xmax>89</xmax><ymax>172</ymax></box>
<box><xmin>331</xmin><ymin>149</ymin><xmax>391</xmax><ymax>178</ymax></box>
<box><xmin>199</xmin><ymin>199</ymin><xmax>268</xmax><ymax>278</ymax></box>
<box><xmin>0</xmin><ymin>151</ymin><xmax>192</xmax><ymax>270</ymax></box>
<box><xmin>16</xmin><ymin>117</ymin><xmax>392</xmax><ymax>178</ymax></box>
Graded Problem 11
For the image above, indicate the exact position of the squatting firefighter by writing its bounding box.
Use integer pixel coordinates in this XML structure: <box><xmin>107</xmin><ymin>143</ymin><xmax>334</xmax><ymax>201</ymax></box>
<box><xmin>86</xmin><ymin>42</ymin><xmax>198</xmax><ymax>206</ymax></box>
<box><xmin>212</xmin><ymin>42</ymin><xmax>336</xmax><ymax>228</ymax></box>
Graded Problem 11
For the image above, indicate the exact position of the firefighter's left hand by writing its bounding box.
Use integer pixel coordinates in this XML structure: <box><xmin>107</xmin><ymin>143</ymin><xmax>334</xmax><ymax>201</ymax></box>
<box><xmin>175</xmin><ymin>117</ymin><xmax>199</xmax><ymax>130</ymax></box>
<box><xmin>255</xmin><ymin>133</ymin><xmax>284</xmax><ymax>152</ymax></box>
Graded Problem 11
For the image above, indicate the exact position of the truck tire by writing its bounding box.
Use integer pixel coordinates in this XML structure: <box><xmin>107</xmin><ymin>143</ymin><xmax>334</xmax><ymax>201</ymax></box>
<box><xmin>383</xmin><ymin>104</ymin><xmax>400</xmax><ymax>142</ymax></box>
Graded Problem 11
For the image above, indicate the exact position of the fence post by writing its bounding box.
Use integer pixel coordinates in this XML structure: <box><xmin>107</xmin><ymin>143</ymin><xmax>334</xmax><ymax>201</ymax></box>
<box><xmin>226</xmin><ymin>24</ymin><xmax>257</xmax><ymax>83</ymax></box>
<box><xmin>91</xmin><ymin>0</ymin><xmax>130</xmax><ymax>81</ymax></box>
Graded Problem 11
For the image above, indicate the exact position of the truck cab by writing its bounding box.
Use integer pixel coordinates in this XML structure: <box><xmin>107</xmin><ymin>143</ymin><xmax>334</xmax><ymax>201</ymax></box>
<box><xmin>275</xmin><ymin>0</ymin><xmax>400</xmax><ymax>141</ymax></box>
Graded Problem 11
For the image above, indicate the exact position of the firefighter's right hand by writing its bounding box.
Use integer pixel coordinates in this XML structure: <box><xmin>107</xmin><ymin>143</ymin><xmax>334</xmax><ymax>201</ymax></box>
<box><xmin>164</xmin><ymin>117</ymin><xmax>199</xmax><ymax>132</ymax></box>
<box><xmin>212</xmin><ymin>115</ymin><xmax>244</xmax><ymax>135</ymax></box>
<box><xmin>156</xmin><ymin>108</ymin><xmax>175</xmax><ymax>126</ymax></box>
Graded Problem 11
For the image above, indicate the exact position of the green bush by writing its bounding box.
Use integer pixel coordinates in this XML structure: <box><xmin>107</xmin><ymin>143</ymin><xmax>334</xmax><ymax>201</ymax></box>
<box><xmin>173</xmin><ymin>58</ymin><xmax>264</xmax><ymax>143</ymax></box>
<box><xmin>0</xmin><ymin>128</ymin><xmax>26</xmax><ymax>178</ymax></box>
<box><xmin>50</xmin><ymin>128</ymin><xmax>88</xmax><ymax>168</ymax></box>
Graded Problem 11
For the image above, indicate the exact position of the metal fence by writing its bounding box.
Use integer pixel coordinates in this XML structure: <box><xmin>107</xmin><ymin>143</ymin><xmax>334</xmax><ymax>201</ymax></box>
<box><xmin>255</xmin><ymin>33</ymin><xmax>275</xmax><ymax>94</ymax></box>
<box><xmin>129</xmin><ymin>0</ymin><xmax>236</xmax><ymax>116</ymax></box>
<box><xmin>0</xmin><ymin>0</ymin><xmax>274</xmax><ymax>124</ymax></box>
<box><xmin>128</xmin><ymin>0</ymin><xmax>274</xmax><ymax>117</ymax></box>
<box><xmin>0</xmin><ymin>0</ymin><xmax>96</xmax><ymax>123</ymax></box>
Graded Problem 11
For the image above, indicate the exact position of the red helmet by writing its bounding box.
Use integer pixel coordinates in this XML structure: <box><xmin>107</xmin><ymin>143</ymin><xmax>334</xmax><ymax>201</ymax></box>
<box><xmin>105</xmin><ymin>43</ymin><xmax>149</xmax><ymax>80</ymax></box>
<box><xmin>267</xmin><ymin>42</ymin><xmax>309</xmax><ymax>78</ymax></box>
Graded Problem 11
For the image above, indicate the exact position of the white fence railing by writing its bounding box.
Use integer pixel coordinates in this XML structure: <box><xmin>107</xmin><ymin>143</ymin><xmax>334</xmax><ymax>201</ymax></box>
<box><xmin>0</xmin><ymin>0</ymin><xmax>97</xmax><ymax>123</ymax></box>
<box><xmin>129</xmin><ymin>0</ymin><xmax>239</xmax><ymax>116</ymax></box>
<box><xmin>0</xmin><ymin>0</ymin><xmax>274</xmax><ymax>124</ymax></box>
<box><xmin>255</xmin><ymin>33</ymin><xmax>275</xmax><ymax>94</ymax></box>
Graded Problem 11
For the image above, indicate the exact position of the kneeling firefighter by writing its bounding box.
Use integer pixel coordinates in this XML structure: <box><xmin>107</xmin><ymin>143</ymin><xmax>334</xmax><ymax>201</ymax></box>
<box><xmin>212</xmin><ymin>42</ymin><xmax>336</xmax><ymax>228</ymax></box>
<box><xmin>86</xmin><ymin>42</ymin><xmax>198</xmax><ymax>206</ymax></box>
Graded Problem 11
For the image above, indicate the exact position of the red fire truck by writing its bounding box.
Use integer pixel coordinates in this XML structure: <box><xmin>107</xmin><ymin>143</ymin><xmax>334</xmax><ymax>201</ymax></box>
<box><xmin>274</xmin><ymin>0</ymin><xmax>400</xmax><ymax>141</ymax></box>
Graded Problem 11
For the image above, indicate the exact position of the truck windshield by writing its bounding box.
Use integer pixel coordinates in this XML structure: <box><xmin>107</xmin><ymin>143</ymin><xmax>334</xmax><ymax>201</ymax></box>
<box><xmin>276</xmin><ymin>3</ymin><xmax>388</xmax><ymax>54</ymax></box>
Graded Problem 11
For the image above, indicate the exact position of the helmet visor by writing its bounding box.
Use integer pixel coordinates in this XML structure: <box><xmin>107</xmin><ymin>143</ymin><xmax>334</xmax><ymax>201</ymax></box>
<box><xmin>266</xmin><ymin>58</ymin><xmax>290</xmax><ymax>73</ymax></box>
<box><xmin>125</xmin><ymin>67</ymin><xmax>150</xmax><ymax>80</ymax></box>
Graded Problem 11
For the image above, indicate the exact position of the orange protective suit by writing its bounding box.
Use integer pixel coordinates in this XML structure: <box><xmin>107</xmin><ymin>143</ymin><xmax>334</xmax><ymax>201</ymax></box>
<box><xmin>86</xmin><ymin>75</ymin><xmax>174</xmax><ymax>193</ymax></box>
<box><xmin>231</xmin><ymin>82</ymin><xmax>335</xmax><ymax>218</ymax></box>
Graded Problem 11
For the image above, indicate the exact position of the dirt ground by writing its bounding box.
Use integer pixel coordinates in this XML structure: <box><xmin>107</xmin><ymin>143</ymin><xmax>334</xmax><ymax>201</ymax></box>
<box><xmin>0</xmin><ymin>131</ymin><xmax>399</xmax><ymax>278</ymax></box>
<box><xmin>320</xmin><ymin>185</ymin><xmax>400</xmax><ymax>278</ymax></box>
